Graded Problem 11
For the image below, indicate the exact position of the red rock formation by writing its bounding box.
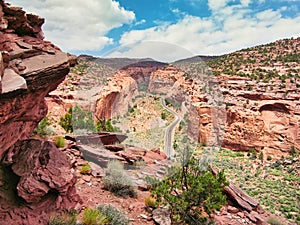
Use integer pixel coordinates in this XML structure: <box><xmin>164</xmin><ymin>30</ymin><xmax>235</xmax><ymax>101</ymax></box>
<box><xmin>0</xmin><ymin>1</ymin><xmax>79</xmax><ymax>224</ymax></box>
<box><xmin>95</xmin><ymin>61</ymin><xmax>300</xmax><ymax>156</ymax></box>
<box><xmin>4</xmin><ymin>139</ymin><xmax>79</xmax><ymax>205</ymax></box>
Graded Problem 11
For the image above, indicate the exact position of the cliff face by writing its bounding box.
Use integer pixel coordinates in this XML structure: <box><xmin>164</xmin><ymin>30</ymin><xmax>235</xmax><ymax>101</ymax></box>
<box><xmin>95</xmin><ymin>59</ymin><xmax>299</xmax><ymax>156</ymax></box>
<box><xmin>95</xmin><ymin>62</ymin><xmax>166</xmax><ymax>120</ymax></box>
<box><xmin>220</xmin><ymin>75</ymin><xmax>300</xmax><ymax>156</ymax></box>
<box><xmin>0</xmin><ymin>1</ymin><xmax>79</xmax><ymax>224</ymax></box>
<box><xmin>95</xmin><ymin>70</ymin><xmax>139</xmax><ymax>120</ymax></box>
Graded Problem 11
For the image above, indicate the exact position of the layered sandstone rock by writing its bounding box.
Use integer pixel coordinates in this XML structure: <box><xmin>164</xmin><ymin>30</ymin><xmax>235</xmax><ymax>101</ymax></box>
<box><xmin>0</xmin><ymin>1</ymin><xmax>79</xmax><ymax>224</ymax></box>
<box><xmin>95</xmin><ymin>61</ymin><xmax>167</xmax><ymax>120</ymax></box>
<box><xmin>95</xmin><ymin>60</ymin><xmax>299</xmax><ymax>156</ymax></box>
<box><xmin>220</xmin><ymin>75</ymin><xmax>300</xmax><ymax>156</ymax></box>
<box><xmin>95</xmin><ymin>71</ymin><xmax>139</xmax><ymax>119</ymax></box>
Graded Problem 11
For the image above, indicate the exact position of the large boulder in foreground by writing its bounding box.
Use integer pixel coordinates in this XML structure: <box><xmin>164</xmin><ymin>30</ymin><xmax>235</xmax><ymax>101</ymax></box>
<box><xmin>0</xmin><ymin>0</ymin><xmax>79</xmax><ymax>224</ymax></box>
<box><xmin>5</xmin><ymin>139</ymin><xmax>78</xmax><ymax>205</ymax></box>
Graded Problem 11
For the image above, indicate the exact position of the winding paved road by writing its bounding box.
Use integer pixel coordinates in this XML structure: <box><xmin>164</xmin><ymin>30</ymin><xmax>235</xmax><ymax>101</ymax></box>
<box><xmin>161</xmin><ymin>98</ymin><xmax>181</xmax><ymax>158</ymax></box>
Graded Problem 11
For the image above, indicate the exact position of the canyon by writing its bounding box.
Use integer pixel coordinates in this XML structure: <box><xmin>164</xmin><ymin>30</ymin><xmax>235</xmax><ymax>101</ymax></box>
<box><xmin>0</xmin><ymin>0</ymin><xmax>299</xmax><ymax>224</ymax></box>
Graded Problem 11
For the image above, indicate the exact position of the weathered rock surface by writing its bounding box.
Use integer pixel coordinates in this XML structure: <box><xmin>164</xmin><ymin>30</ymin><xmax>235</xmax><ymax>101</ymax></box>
<box><xmin>95</xmin><ymin>71</ymin><xmax>139</xmax><ymax>119</ymax></box>
<box><xmin>4</xmin><ymin>139</ymin><xmax>79</xmax><ymax>204</ymax></box>
<box><xmin>152</xmin><ymin>207</ymin><xmax>172</xmax><ymax>225</ymax></box>
<box><xmin>0</xmin><ymin>1</ymin><xmax>79</xmax><ymax>224</ymax></box>
<box><xmin>95</xmin><ymin>61</ymin><xmax>168</xmax><ymax>120</ymax></box>
<box><xmin>95</xmin><ymin>59</ymin><xmax>299</xmax><ymax>156</ymax></box>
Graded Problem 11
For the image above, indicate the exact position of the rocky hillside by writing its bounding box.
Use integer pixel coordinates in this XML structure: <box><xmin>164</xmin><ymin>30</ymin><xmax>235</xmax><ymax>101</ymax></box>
<box><xmin>208</xmin><ymin>38</ymin><xmax>299</xmax><ymax>81</ymax></box>
<box><xmin>0</xmin><ymin>1</ymin><xmax>79</xmax><ymax>224</ymax></box>
<box><xmin>206</xmin><ymin>38</ymin><xmax>300</xmax><ymax>157</ymax></box>
<box><xmin>42</xmin><ymin>37</ymin><xmax>299</xmax><ymax>224</ymax></box>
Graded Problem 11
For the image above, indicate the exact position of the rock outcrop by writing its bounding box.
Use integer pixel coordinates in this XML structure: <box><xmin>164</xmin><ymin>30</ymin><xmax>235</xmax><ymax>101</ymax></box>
<box><xmin>0</xmin><ymin>1</ymin><xmax>79</xmax><ymax>224</ymax></box>
<box><xmin>95</xmin><ymin>58</ymin><xmax>299</xmax><ymax>156</ymax></box>
<box><xmin>95</xmin><ymin>61</ymin><xmax>166</xmax><ymax>120</ymax></box>
<box><xmin>220</xmin><ymin>75</ymin><xmax>300</xmax><ymax>156</ymax></box>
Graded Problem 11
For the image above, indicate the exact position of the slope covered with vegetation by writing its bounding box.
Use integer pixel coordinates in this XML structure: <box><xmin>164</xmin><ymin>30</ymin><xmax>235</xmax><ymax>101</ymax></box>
<box><xmin>207</xmin><ymin>37</ymin><xmax>300</xmax><ymax>83</ymax></box>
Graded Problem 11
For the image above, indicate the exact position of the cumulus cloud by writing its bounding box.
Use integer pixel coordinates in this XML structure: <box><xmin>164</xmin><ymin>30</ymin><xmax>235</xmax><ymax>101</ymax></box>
<box><xmin>106</xmin><ymin>41</ymin><xmax>195</xmax><ymax>62</ymax></box>
<box><xmin>116</xmin><ymin>1</ymin><xmax>300</xmax><ymax>57</ymax></box>
<box><xmin>7</xmin><ymin>0</ymin><xmax>135</xmax><ymax>51</ymax></box>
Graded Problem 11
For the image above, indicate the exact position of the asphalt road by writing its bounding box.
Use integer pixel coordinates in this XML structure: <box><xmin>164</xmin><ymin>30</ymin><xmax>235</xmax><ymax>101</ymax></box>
<box><xmin>160</xmin><ymin>98</ymin><xmax>181</xmax><ymax>158</ymax></box>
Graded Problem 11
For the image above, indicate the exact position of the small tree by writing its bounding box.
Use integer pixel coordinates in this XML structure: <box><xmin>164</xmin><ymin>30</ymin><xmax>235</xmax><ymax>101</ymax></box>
<box><xmin>147</xmin><ymin>156</ymin><xmax>228</xmax><ymax>224</ymax></box>
<box><xmin>161</xmin><ymin>112</ymin><xmax>167</xmax><ymax>120</ymax></box>
<box><xmin>59</xmin><ymin>107</ymin><xmax>73</xmax><ymax>133</ymax></box>
<box><xmin>34</xmin><ymin>115</ymin><xmax>53</xmax><ymax>137</ymax></box>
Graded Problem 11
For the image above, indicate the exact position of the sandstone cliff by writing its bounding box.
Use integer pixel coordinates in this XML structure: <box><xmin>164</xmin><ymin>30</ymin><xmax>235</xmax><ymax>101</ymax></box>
<box><xmin>95</xmin><ymin>62</ymin><xmax>166</xmax><ymax>120</ymax></box>
<box><xmin>0</xmin><ymin>1</ymin><xmax>79</xmax><ymax>224</ymax></box>
<box><xmin>94</xmin><ymin>47</ymin><xmax>300</xmax><ymax>157</ymax></box>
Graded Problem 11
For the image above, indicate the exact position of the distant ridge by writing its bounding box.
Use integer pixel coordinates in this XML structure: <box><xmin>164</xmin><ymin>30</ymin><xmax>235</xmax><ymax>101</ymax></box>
<box><xmin>78</xmin><ymin>55</ymin><xmax>165</xmax><ymax>70</ymax></box>
<box><xmin>174</xmin><ymin>55</ymin><xmax>220</xmax><ymax>64</ymax></box>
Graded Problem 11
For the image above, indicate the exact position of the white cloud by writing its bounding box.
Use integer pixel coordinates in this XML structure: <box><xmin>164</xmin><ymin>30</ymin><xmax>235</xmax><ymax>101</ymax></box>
<box><xmin>240</xmin><ymin>0</ymin><xmax>252</xmax><ymax>6</ymax></box>
<box><xmin>135</xmin><ymin>19</ymin><xmax>146</xmax><ymax>26</ymax></box>
<box><xmin>208</xmin><ymin>0</ymin><xmax>229</xmax><ymax>11</ymax></box>
<box><xmin>7</xmin><ymin>0</ymin><xmax>135</xmax><ymax>51</ymax></box>
<box><xmin>115</xmin><ymin>3</ymin><xmax>300</xmax><ymax>58</ymax></box>
<box><xmin>106</xmin><ymin>41</ymin><xmax>195</xmax><ymax>62</ymax></box>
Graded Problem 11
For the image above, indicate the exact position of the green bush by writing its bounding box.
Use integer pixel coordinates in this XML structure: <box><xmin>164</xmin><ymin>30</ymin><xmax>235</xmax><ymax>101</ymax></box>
<box><xmin>82</xmin><ymin>208</ymin><xmax>107</xmax><ymax>225</ymax></box>
<box><xmin>48</xmin><ymin>211</ymin><xmax>77</xmax><ymax>225</ymax></box>
<box><xmin>59</xmin><ymin>107</ymin><xmax>73</xmax><ymax>133</ymax></box>
<box><xmin>147</xmin><ymin>157</ymin><xmax>228</xmax><ymax>224</ymax></box>
<box><xmin>34</xmin><ymin>115</ymin><xmax>53</xmax><ymax>137</ymax></box>
<box><xmin>80</xmin><ymin>163</ymin><xmax>91</xmax><ymax>175</ymax></box>
<box><xmin>103</xmin><ymin>160</ymin><xmax>137</xmax><ymax>197</ymax></box>
<box><xmin>97</xmin><ymin>205</ymin><xmax>129</xmax><ymax>225</ymax></box>
<box><xmin>259</xmin><ymin>152</ymin><xmax>264</xmax><ymax>161</ymax></box>
<box><xmin>161</xmin><ymin>112</ymin><xmax>167</xmax><ymax>120</ymax></box>
<box><xmin>54</xmin><ymin>136</ymin><xmax>66</xmax><ymax>148</ymax></box>
<box><xmin>145</xmin><ymin>195</ymin><xmax>158</xmax><ymax>208</ymax></box>
<box><xmin>289</xmin><ymin>146</ymin><xmax>297</xmax><ymax>157</ymax></box>
<box><xmin>60</xmin><ymin>106</ymin><xmax>97</xmax><ymax>134</ymax></box>
<box><xmin>96</xmin><ymin>119</ymin><xmax>118</xmax><ymax>132</ymax></box>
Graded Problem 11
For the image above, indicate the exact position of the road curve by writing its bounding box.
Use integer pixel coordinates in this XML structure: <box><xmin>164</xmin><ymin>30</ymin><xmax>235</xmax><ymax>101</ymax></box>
<box><xmin>160</xmin><ymin>98</ymin><xmax>181</xmax><ymax>158</ymax></box>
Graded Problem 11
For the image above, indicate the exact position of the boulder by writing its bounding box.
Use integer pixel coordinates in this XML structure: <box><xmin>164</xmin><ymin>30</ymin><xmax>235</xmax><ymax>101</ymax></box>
<box><xmin>152</xmin><ymin>207</ymin><xmax>172</xmax><ymax>225</ymax></box>
<box><xmin>5</xmin><ymin>139</ymin><xmax>78</xmax><ymax>204</ymax></box>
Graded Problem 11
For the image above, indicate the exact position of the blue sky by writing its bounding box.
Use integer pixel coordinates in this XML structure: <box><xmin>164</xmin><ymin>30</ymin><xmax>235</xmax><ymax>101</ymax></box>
<box><xmin>7</xmin><ymin>0</ymin><xmax>300</xmax><ymax>61</ymax></box>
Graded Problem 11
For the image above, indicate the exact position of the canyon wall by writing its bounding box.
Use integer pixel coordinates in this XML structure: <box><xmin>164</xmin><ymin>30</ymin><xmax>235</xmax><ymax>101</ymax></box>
<box><xmin>95</xmin><ymin>61</ymin><xmax>299</xmax><ymax>157</ymax></box>
<box><xmin>220</xmin><ymin>75</ymin><xmax>300</xmax><ymax>156</ymax></box>
<box><xmin>95</xmin><ymin>62</ymin><xmax>166</xmax><ymax>120</ymax></box>
<box><xmin>0</xmin><ymin>1</ymin><xmax>79</xmax><ymax>224</ymax></box>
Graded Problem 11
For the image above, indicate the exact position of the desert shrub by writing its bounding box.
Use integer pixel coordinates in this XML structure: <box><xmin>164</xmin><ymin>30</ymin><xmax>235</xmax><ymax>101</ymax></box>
<box><xmin>266</xmin><ymin>216</ymin><xmax>284</xmax><ymax>225</ymax></box>
<box><xmin>72</xmin><ymin>105</ymin><xmax>95</xmax><ymax>133</ymax></box>
<box><xmin>54</xmin><ymin>136</ymin><xmax>66</xmax><ymax>148</ymax></box>
<box><xmin>147</xmin><ymin>156</ymin><xmax>228</xmax><ymax>224</ymax></box>
<box><xmin>34</xmin><ymin>115</ymin><xmax>53</xmax><ymax>137</ymax></box>
<box><xmin>134</xmin><ymin>159</ymin><xmax>146</xmax><ymax>168</ymax></box>
<box><xmin>82</xmin><ymin>208</ymin><xmax>107</xmax><ymax>225</ymax></box>
<box><xmin>96</xmin><ymin>119</ymin><xmax>118</xmax><ymax>132</ymax></box>
<box><xmin>161</xmin><ymin>112</ymin><xmax>167</xmax><ymax>120</ymax></box>
<box><xmin>103</xmin><ymin>160</ymin><xmax>137</xmax><ymax>197</ymax></box>
<box><xmin>80</xmin><ymin>163</ymin><xmax>91</xmax><ymax>175</ymax></box>
<box><xmin>267</xmin><ymin>155</ymin><xmax>272</xmax><ymax>161</ymax></box>
<box><xmin>60</xmin><ymin>106</ymin><xmax>97</xmax><ymax>134</ymax></box>
<box><xmin>145</xmin><ymin>195</ymin><xmax>158</xmax><ymax>208</ymax></box>
<box><xmin>59</xmin><ymin>107</ymin><xmax>73</xmax><ymax>133</ymax></box>
<box><xmin>97</xmin><ymin>204</ymin><xmax>129</xmax><ymax>225</ymax></box>
<box><xmin>48</xmin><ymin>211</ymin><xmax>77</xmax><ymax>225</ymax></box>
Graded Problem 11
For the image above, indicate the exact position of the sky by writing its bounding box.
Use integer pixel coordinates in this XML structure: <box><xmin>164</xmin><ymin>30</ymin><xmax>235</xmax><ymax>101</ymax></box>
<box><xmin>7</xmin><ymin>0</ymin><xmax>300</xmax><ymax>62</ymax></box>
